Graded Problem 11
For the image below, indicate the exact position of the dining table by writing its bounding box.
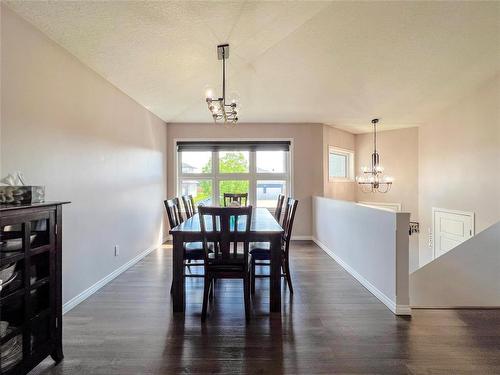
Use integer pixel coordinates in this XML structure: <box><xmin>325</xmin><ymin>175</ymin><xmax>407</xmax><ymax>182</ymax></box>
<box><xmin>169</xmin><ymin>207</ymin><xmax>284</xmax><ymax>314</ymax></box>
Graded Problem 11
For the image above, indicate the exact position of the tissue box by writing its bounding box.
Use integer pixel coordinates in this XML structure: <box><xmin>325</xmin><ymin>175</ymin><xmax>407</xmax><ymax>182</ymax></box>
<box><xmin>0</xmin><ymin>186</ymin><xmax>45</xmax><ymax>205</ymax></box>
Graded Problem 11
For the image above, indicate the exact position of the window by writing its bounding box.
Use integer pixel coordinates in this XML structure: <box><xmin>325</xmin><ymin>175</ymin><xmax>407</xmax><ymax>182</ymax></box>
<box><xmin>219</xmin><ymin>151</ymin><xmax>249</xmax><ymax>173</ymax></box>
<box><xmin>328</xmin><ymin>146</ymin><xmax>354</xmax><ymax>181</ymax></box>
<box><xmin>219</xmin><ymin>180</ymin><xmax>250</xmax><ymax>206</ymax></box>
<box><xmin>256</xmin><ymin>180</ymin><xmax>286</xmax><ymax>208</ymax></box>
<box><xmin>181</xmin><ymin>151</ymin><xmax>212</xmax><ymax>174</ymax></box>
<box><xmin>177</xmin><ymin>141</ymin><xmax>291</xmax><ymax>208</ymax></box>
<box><xmin>256</xmin><ymin>151</ymin><xmax>285</xmax><ymax>173</ymax></box>
<box><xmin>180</xmin><ymin>179</ymin><xmax>213</xmax><ymax>205</ymax></box>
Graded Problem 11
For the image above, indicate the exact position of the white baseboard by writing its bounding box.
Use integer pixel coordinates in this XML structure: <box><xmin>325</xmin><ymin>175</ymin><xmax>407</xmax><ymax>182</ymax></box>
<box><xmin>395</xmin><ymin>305</ymin><xmax>412</xmax><ymax>315</ymax></box>
<box><xmin>291</xmin><ymin>235</ymin><xmax>313</xmax><ymax>241</ymax></box>
<box><xmin>411</xmin><ymin>305</ymin><xmax>500</xmax><ymax>309</ymax></box>
<box><xmin>62</xmin><ymin>242</ymin><xmax>161</xmax><ymax>314</ymax></box>
<box><xmin>312</xmin><ymin>237</ymin><xmax>411</xmax><ymax>316</ymax></box>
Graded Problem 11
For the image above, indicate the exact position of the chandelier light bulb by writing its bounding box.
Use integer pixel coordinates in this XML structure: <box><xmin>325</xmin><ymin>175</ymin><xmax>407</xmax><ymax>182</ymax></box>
<box><xmin>229</xmin><ymin>91</ymin><xmax>240</xmax><ymax>103</ymax></box>
<box><xmin>205</xmin><ymin>88</ymin><xmax>214</xmax><ymax>100</ymax></box>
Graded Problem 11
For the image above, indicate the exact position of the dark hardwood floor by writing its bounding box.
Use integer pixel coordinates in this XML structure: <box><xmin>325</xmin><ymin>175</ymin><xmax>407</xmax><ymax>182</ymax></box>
<box><xmin>31</xmin><ymin>241</ymin><xmax>500</xmax><ymax>374</ymax></box>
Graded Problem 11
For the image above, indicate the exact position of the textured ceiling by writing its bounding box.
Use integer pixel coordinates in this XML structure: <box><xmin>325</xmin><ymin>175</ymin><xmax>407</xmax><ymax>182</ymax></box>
<box><xmin>5</xmin><ymin>1</ymin><xmax>500</xmax><ymax>133</ymax></box>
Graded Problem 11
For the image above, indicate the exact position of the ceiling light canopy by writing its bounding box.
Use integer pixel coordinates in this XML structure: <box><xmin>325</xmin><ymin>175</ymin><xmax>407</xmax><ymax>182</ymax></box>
<box><xmin>205</xmin><ymin>44</ymin><xmax>239</xmax><ymax>124</ymax></box>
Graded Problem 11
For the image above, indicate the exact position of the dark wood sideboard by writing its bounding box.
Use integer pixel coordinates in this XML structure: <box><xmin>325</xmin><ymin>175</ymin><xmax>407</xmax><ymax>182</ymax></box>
<box><xmin>1</xmin><ymin>202</ymin><xmax>69</xmax><ymax>374</ymax></box>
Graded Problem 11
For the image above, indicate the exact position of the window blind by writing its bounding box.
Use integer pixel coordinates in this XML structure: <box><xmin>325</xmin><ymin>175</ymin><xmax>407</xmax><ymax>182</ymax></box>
<box><xmin>177</xmin><ymin>140</ymin><xmax>290</xmax><ymax>152</ymax></box>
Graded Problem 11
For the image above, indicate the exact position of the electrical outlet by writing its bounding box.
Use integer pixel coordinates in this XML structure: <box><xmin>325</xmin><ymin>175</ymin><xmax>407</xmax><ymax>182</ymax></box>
<box><xmin>114</xmin><ymin>245</ymin><xmax>120</xmax><ymax>256</ymax></box>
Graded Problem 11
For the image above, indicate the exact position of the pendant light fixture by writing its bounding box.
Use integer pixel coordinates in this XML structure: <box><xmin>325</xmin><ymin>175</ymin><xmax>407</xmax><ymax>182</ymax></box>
<box><xmin>205</xmin><ymin>44</ymin><xmax>239</xmax><ymax>124</ymax></box>
<box><xmin>356</xmin><ymin>119</ymin><xmax>394</xmax><ymax>193</ymax></box>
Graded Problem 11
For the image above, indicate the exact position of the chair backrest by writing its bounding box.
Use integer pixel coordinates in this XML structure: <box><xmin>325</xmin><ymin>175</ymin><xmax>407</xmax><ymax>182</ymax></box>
<box><xmin>181</xmin><ymin>195</ymin><xmax>196</xmax><ymax>219</ymax></box>
<box><xmin>198</xmin><ymin>206</ymin><xmax>252</xmax><ymax>266</ymax></box>
<box><xmin>281</xmin><ymin>198</ymin><xmax>298</xmax><ymax>257</ymax></box>
<box><xmin>223</xmin><ymin>193</ymin><xmax>248</xmax><ymax>207</ymax></box>
<box><xmin>274</xmin><ymin>194</ymin><xmax>285</xmax><ymax>221</ymax></box>
<box><xmin>164</xmin><ymin>198</ymin><xmax>184</xmax><ymax>229</ymax></box>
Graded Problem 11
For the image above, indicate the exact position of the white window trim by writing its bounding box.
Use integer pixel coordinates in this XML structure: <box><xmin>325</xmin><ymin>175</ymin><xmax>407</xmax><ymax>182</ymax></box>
<box><xmin>174</xmin><ymin>138</ymin><xmax>294</xmax><ymax>208</ymax></box>
<box><xmin>328</xmin><ymin>145</ymin><xmax>355</xmax><ymax>182</ymax></box>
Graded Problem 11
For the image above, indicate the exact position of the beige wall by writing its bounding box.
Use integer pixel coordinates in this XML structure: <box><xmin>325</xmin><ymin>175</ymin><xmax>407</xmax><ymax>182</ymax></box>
<box><xmin>355</xmin><ymin>127</ymin><xmax>419</xmax><ymax>270</ymax></box>
<box><xmin>322</xmin><ymin>125</ymin><xmax>356</xmax><ymax>201</ymax></box>
<box><xmin>418</xmin><ymin>73</ymin><xmax>500</xmax><ymax>266</ymax></box>
<box><xmin>167</xmin><ymin>123</ymin><xmax>323</xmax><ymax>237</ymax></box>
<box><xmin>1</xmin><ymin>6</ymin><xmax>168</xmax><ymax>304</ymax></box>
<box><xmin>355</xmin><ymin>127</ymin><xmax>419</xmax><ymax>220</ymax></box>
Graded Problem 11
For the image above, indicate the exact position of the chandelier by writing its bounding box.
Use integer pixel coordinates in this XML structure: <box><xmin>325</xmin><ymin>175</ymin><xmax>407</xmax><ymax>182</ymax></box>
<box><xmin>205</xmin><ymin>44</ymin><xmax>239</xmax><ymax>124</ymax></box>
<box><xmin>356</xmin><ymin>119</ymin><xmax>394</xmax><ymax>193</ymax></box>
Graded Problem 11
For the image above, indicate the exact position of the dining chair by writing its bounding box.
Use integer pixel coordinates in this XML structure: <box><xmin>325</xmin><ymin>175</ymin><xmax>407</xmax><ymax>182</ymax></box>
<box><xmin>275</xmin><ymin>194</ymin><xmax>285</xmax><ymax>221</ymax></box>
<box><xmin>181</xmin><ymin>194</ymin><xmax>196</xmax><ymax>219</ymax></box>
<box><xmin>164</xmin><ymin>197</ymin><xmax>183</xmax><ymax>228</ymax></box>
<box><xmin>199</xmin><ymin>206</ymin><xmax>253</xmax><ymax>321</ymax></box>
<box><xmin>164</xmin><ymin>198</ymin><xmax>209</xmax><ymax>294</ymax></box>
<box><xmin>223</xmin><ymin>193</ymin><xmax>248</xmax><ymax>207</ymax></box>
<box><xmin>250</xmin><ymin>197</ymin><xmax>298</xmax><ymax>294</ymax></box>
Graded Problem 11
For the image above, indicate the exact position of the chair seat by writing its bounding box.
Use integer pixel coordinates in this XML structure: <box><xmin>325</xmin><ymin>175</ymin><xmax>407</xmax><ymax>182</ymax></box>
<box><xmin>250</xmin><ymin>247</ymin><xmax>286</xmax><ymax>261</ymax></box>
<box><xmin>184</xmin><ymin>242</ymin><xmax>213</xmax><ymax>260</ymax></box>
<box><xmin>249</xmin><ymin>248</ymin><xmax>270</xmax><ymax>260</ymax></box>
<box><xmin>206</xmin><ymin>252</ymin><xmax>251</xmax><ymax>271</ymax></box>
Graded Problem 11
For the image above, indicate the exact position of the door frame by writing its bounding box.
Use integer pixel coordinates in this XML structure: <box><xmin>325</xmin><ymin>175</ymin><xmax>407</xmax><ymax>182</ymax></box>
<box><xmin>432</xmin><ymin>207</ymin><xmax>475</xmax><ymax>260</ymax></box>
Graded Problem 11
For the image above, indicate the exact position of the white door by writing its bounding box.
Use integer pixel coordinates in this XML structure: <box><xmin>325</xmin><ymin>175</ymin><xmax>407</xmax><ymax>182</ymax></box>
<box><xmin>433</xmin><ymin>208</ymin><xmax>474</xmax><ymax>258</ymax></box>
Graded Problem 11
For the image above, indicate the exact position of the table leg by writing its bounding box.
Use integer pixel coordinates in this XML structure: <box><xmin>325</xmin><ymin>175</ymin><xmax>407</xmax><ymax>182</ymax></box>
<box><xmin>172</xmin><ymin>233</ymin><xmax>185</xmax><ymax>313</ymax></box>
<box><xmin>269</xmin><ymin>234</ymin><xmax>282</xmax><ymax>313</ymax></box>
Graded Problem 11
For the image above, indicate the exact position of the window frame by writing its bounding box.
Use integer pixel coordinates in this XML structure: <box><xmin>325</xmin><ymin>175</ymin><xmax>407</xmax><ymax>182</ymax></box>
<box><xmin>328</xmin><ymin>146</ymin><xmax>355</xmax><ymax>182</ymax></box>
<box><xmin>175</xmin><ymin>138</ymin><xmax>293</xmax><ymax>209</ymax></box>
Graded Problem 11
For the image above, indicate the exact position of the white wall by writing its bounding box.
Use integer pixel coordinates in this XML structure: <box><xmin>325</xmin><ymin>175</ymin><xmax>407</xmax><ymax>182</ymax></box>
<box><xmin>312</xmin><ymin>196</ymin><xmax>410</xmax><ymax>315</ymax></box>
<box><xmin>410</xmin><ymin>221</ymin><xmax>500</xmax><ymax>307</ymax></box>
<box><xmin>418</xmin><ymin>74</ymin><xmax>500</xmax><ymax>266</ymax></box>
<box><xmin>1</xmin><ymin>6</ymin><xmax>168</xmax><ymax>306</ymax></box>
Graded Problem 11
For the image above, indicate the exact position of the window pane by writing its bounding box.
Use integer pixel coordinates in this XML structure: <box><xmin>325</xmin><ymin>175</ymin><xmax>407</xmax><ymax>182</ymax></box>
<box><xmin>329</xmin><ymin>153</ymin><xmax>347</xmax><ymax>178</ymax></box>
<box><xmin>180</xmin><ymin>179</ymin><xmax>213</xmax><ymax>206</ymax></box>
<box><xmin>256</xmin><ymin>180</ymin><xmax>286</xmax><ymax>208</ymax></box>
<box><xmin>218</xmin><ymin>151</ymin><xmax>249</xmax><ymax>173</ymax></box>
<box><xmin>256</xmin><ymin>151</ymin><xmax>285</xmax><ymax>173</ymax></box>
<box><xmin>181</xmin><ymin>151</ymin><xmax>211</xmax><ymax>174</ymax></box>
<box><xmin>219</xmin><ymin>180</ymin><xmax>249</xmax><ymax>205</ymax></box>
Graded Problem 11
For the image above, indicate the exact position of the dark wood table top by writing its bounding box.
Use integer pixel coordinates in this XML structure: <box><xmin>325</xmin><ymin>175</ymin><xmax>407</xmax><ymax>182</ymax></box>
<box><xmin>170</xmin><ymin>207</ymin><xmax>283</xmax><ymax>234</ymax></box>
<box><xmin>0</xmin><ymin>201</ymin><xmax>71</xmax><ymax>212</ymax></box>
